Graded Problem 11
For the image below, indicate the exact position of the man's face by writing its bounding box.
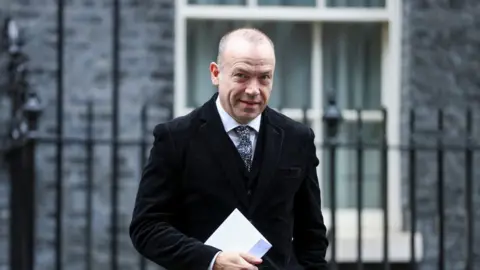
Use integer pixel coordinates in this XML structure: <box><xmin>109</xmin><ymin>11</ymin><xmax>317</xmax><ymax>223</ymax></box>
<box><xmin>210</xmin><ymin>38</ymin><xmax>275</xmax><ymax>124</ymax></box>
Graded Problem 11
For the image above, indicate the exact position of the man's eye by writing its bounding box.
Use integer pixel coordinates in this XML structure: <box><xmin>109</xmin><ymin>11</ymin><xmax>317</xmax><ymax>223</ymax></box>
<box><xmin>261</xmin><ymin>75</ymin><xmax>270</xmax><ymax>80</ymax></box>
<box><xmin>235</xmin><ymin>73</ymin><xmax>247</xmax><ymax>78</ymax></box>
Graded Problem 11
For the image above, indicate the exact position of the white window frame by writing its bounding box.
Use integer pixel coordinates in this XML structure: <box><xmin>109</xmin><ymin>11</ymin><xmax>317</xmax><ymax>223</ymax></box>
<box><xmin>174</xmin><ymin>0</ymin><xmax>422</xmax><ymax>262</ymax></box>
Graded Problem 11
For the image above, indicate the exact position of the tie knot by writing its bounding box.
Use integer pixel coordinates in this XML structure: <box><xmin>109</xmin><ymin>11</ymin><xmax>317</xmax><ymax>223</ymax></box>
<box><xmin>234</xmin><ymin>125</ymin><xmax>251</xmax><ymax>137</ymax></box>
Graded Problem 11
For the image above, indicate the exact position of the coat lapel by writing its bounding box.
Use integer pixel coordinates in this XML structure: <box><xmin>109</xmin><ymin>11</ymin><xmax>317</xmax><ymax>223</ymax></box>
<box><xmin>198</xmin><ymin>96</ymin><xmax>249</xmax><ymax>208</ymax></box>
<box><xmin>249</xmin><ymin>109</ymin><xmax>284</xmax><ymax>213</ymax></box>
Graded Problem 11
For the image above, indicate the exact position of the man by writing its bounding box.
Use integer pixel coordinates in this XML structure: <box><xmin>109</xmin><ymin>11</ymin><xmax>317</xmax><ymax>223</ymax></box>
<box><xmin>130</xmin><ymin>27</ymin><xmax>329</xmax><ymax>270</ymax></box>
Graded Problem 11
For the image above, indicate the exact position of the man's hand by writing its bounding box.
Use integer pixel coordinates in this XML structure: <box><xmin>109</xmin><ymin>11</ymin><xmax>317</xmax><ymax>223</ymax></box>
<box><xmin>213</xmin><ymin>251</ymin><xmax>262</xmax><ymax>270</ymax></box>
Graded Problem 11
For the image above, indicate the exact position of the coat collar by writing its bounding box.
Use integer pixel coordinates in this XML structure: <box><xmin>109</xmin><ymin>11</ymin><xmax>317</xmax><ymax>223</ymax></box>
<box><xmin>198</xmin><ymin>94</ymin><xmax>284</xmax><ymax>211</ymax></box>
<box><xmin>215</xmin><ymin>96</ymin><xmax>262</xmax><ymax>134</ymax></box>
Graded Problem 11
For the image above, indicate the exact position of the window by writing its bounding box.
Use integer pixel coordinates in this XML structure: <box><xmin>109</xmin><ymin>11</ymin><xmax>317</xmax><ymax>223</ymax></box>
<box><xmin>186</xmin><ymin>20</ymin><xmax>312</xmax><ymax>109</ymax></box>
<box><xmin>175</xmin><ymin>0</ymin><xmax>421</xmax><ymax>262</ymax></box>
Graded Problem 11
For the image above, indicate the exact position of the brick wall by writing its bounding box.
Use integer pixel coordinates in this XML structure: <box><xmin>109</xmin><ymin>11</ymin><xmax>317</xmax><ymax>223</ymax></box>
<box><xmin>1</xmin><ymin>0</ymin><xmax>480</xmax><ymax>270</ymax></box>
<box><xmin>401</xmin><ymin>1</ymin><xmax>480</xmax><ymax>270</ymax></box>
<box><xmin>0</xmin><ymin>5</ymin><xmax>13</xmax><ymax>270</ymax></box>
<box><xmin>0</xmin><ymin>0</ymin><xmax>174</xmax><ymax>269</ymax></box>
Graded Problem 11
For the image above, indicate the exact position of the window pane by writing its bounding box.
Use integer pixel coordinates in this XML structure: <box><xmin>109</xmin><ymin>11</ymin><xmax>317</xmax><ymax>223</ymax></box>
<box><xmin>322</xmin><ymin>23</ymin><xmax>382</xmax><ymax>110</ymax></box>
<box><xmin>321</xmin><ymin>22</ymin><xmax>383</xmax><ymax>209</ymax></box>
<box><xmin>321</xmin><ymin>122</ymin><xmax>383</xmax><ymax>209</ymax></box>
<box><xmin>186</xmin><ymin>20</ymin><xmax>244</xmax><ymax>107</ymax></box>
<box><xmin>260</xmin><ymin>22</ymin><xmax>311</xmax><ymax>108</ymax></box>
<box><xmin>186</xmin><ymin>20</ymin><xmax>312</xmax><ymax>109</ymax></box>
<box><xmin>188</xmin><ymin>0</ymin><xmax>246</xmax><ymax>5</ymax></box>
<box><xmin>326</xmin><ymin>0</ymin><xmax>385</xmax><ymax>7</ymax></box>
<box><xmin>258</xmin><ymin>0</ymin><xmax>316</xmax><ymax>6</ymax></box>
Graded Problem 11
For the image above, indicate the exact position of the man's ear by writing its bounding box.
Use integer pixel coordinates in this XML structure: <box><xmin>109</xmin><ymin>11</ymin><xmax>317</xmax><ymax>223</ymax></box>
<box><xmin>210</xmin><ymin>62</ymin><xmax>220</xmax><ymax>86</ymax></box>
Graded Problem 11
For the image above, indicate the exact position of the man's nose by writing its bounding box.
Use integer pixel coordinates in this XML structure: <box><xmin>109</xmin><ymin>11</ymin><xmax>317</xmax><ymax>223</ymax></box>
<box><xmin>245</xmin><ymin>82</ymin><xmax>260</xmax><ymax>96</ymax></box>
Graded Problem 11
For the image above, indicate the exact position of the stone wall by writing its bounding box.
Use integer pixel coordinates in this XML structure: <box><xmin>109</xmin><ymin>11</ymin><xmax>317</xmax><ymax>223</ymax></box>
<box><xmin>1</xmin><ymin>0</ymin><xmax>480</xmax><ymax>269</ymax></box>
<box><xmin>0</xmin><ymin>0</ymin><xmax>174</xmax><ymax>269</ymax></box>
<box><xmin>0</xmin><ymin>6</ymin><xmax>13</xmax><ymax>270</ymax></box>
<box><xmin>401</xmin><ymin>1</ymin><xmax>480</xmax><ymax>270</ymax></box>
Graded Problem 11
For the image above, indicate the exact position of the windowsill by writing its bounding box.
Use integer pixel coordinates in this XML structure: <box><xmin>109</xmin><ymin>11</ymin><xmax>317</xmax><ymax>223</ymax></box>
<box><xmin>325</xmin><ymin>227</ymin><xmax>423</xmax><ymax>262</ymax></box>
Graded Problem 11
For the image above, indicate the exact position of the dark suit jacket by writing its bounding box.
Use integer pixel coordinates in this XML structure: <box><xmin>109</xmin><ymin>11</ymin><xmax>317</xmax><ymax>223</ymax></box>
<box><xmin>130</xmin><ymin>94</ymin><xmax>329</xmax><ymax>269</ymax></box>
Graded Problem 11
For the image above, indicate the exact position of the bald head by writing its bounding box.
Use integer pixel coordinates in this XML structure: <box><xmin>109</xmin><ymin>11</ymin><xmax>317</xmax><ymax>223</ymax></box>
<box><xmin>209</xmin><ymin>27</ymin><xmax>275</xmax><ymax>124</ymax></box>
<box><xmin>217</xmin><ymin>28</ymin><xmax>275</xmax><ymax>68</ymax></box>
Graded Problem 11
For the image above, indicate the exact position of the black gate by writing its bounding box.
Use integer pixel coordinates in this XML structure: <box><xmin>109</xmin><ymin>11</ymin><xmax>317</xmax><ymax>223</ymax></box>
<box><xmin>1</xmin><ymin>9</ymin><xmax>478</xmax><ymax>270</ymax></box>
<box><xmin>1</xmin><ymin>13</ymin><xmax>162</xmax><ymax>270</ymax></box>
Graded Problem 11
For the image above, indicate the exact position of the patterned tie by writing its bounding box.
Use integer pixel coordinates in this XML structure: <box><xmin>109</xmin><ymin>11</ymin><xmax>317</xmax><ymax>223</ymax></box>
<box><xmin>234</xmin><ymin>125</ymin><xmax>253</xmax><ymax>171</ymax></box>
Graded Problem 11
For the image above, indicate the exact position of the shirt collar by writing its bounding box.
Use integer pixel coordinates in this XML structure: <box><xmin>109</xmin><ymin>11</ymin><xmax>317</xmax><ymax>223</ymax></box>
<box><xmin>215</xmin><ymin>96</ymin><xmax>261</xmax><ymax>133</ymax></box>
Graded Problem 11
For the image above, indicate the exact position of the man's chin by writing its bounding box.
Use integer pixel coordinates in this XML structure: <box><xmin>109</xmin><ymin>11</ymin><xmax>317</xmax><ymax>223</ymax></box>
<box><xmin>233</xmin><ymin>111</ymin><xmax>259</xmax><ymax>123</ymax></box>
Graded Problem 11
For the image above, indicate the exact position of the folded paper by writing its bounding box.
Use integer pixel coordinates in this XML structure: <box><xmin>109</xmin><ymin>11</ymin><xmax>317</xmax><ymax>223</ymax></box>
<box><xmin>205</xmin><ymin>208</ymin><xmax>272</xmax><ymax>258</ymax></box>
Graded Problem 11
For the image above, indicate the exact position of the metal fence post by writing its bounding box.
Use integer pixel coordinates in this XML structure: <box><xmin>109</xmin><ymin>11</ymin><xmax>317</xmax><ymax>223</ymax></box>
<box><xmin>3</xmin><ymin>18</ymin><xmax>43</xmax><ymax>270</ymax></box>
<box><xmin>322</xmin><ymin>92</ymin><xmax>342</xmax><ymax>270</ymax></box>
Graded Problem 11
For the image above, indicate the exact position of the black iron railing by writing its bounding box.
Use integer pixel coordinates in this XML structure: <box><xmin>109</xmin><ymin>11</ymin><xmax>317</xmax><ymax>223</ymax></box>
<box><xmin>1</xmin><ymin>10</ymin><xmax>478</xmax><ymax>270</ymax></box>
<box><xmin>2</xmin><ymin>17</ymin><xmax>43</xmax><ymax>270</ymax></box>
<box><xmin>4</xmin><ymin>97</ymin><xmax>477</xmax><ymax>270</ymax></box>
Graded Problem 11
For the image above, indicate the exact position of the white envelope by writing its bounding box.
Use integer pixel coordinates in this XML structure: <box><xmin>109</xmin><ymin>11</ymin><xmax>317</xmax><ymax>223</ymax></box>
<box><xmin>205</xmin><ymin>208</ymin><xmax>272</xmax><ymax>258</ymax></box>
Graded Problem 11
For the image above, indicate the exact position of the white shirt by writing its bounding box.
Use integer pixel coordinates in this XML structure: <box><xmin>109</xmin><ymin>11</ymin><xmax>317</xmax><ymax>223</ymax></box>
<box><xmin>215</xmin><ymin>97</ymin><xmax>261</xmax><ymax>157</ymax></box>
<box><xmin>208</xmin><ymin>97</ymin><xmax>262</xmax><ymax>270</ymax></box>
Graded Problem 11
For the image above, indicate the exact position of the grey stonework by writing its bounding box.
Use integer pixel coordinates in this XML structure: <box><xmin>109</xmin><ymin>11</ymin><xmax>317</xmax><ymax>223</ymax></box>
<box><xmin>401</xmin><ymin>1</ymin><xmax>480</xmax><ymax>270</ymax></box>
<box><xmin>1</xmin><ymin>0</ymin><xmax>480</xmax><ymax>270</ymax></box>
<box><xmin>0</xmin><ymin>9</ymin><xmax>12</xmax><ymax>270</ymax></box>
<box><xmin>0</xmin><ymin>0</ymin><xmax>173</xmax><ymax>269</ymax></box>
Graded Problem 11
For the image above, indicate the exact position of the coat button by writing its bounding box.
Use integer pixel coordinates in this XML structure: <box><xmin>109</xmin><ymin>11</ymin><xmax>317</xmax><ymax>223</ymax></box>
<box><xmin>247</xmin><ymin>190</ymin><xmax>252</xmax><ymax>195</ymax></box>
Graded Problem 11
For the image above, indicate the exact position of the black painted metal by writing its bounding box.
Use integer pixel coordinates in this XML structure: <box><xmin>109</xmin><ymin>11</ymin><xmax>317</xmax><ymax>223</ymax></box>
<box><xmin>85</xmin><ymin>101</ymin><xmax>94</xmax><ymax>270</ymax></box>
<box><xmin>3</xmin><ymin>17</ymin><xmax>42</xmax><ymax>270</ymax></box>
<box><xmin>381</xmin><ymin>108</ymin><xmax>389</xmax><ymax>270</ymax></box>
<box><xmin>55</xmin><ymin>0</ymin><xmax>65</xmax><ymax>269</ymax></box>
<box><xmin>465</xmin><ymin>108</ymin><xmax>474</xmax><ymax>270</ymax></box>
<box><xmin>409</xmin><ymin>109</ymin><xmax>417</xmax><ymax>270</ymax></box>
<box><xmin>139</xmin><ymin>105</ymin><xmax>148</xmax><ymax>270</ymax></box>
<box><xmin>323</xmin><ymin>93</ymin><xmax>342</xmax><ymax>270</ymax></box>
<box><xmin>356</xmin><ymin>108</ymin><xmax>363</xmax><ymax>270</ymax></box>
<box><xmin>111</xmin><ymin>0</ymin><xmax>121</xmax><ymax>269</ymax></box>
<box><xmin>437</xmin><ymin>110</ymin><xmax>445</xmax><ymax>270</ymax></box>
<box><xmin>2</xmin><ymin>16</ymin><xmax>478</xmax><ymax>270</ymax></box>
<box><xmin>302</xmin><ymin>105</ymin><xmax>308</xmax><ymax>125</ymax></box>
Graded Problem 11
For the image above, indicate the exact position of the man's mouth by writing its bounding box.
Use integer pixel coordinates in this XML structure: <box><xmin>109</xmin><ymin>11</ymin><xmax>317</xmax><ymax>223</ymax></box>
<box><xmin>240</xmin><ymin>100</ymin><xmax>259</xmax><ymax>105</ymax></box>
